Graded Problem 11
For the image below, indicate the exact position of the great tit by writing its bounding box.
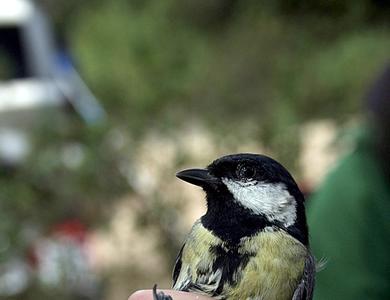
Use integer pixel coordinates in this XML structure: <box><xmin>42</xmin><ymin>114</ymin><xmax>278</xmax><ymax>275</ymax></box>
<box><xmin>153</xmin><ymin>153</ymin><xmax>315</xmax><ymax>300</ymax></box>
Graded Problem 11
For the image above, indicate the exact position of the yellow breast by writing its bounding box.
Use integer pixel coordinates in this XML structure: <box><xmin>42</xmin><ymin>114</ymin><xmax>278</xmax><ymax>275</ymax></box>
<box><xmin>227</xmin><ymin>231</ymin><xmax>307</xmax><ymax>300</ymax></box>
<box><xmin>176</xmin><ymin>221</ymin><xmax>307</xmax><ymax>300</ymax></box>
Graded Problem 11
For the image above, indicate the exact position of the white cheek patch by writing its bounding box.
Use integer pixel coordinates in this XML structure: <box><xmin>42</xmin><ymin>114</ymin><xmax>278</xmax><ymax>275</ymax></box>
<box><xmin>222</xmin><ymin>178</ymin><xmax>297</xmax><ymax>227</ymax></box>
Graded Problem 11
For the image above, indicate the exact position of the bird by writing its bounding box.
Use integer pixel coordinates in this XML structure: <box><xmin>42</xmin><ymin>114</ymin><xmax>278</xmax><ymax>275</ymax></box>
<box><xmin>153</xmin><ymin>153</ymin><xmax>315</xmax><ymax>300</ymax></box>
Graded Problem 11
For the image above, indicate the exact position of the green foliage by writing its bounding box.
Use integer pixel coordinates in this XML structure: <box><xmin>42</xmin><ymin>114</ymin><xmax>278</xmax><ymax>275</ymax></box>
<box><xmin>69</xmin><ymin>0</ymin><xmax>390</xmax><ymax>149</ymax></box>
<box><xmin>0</xmin><ymin>114</ymin><xmax>128</xmax><ymax>263</ymax></box>
<box><xmin>67</xmin><ymin>0</ymin><xmax>389</xmax><ymax>171</ymax></box>
<box><xmin>70</xmin><ymin>0</ymin><xmax>208</xmax><ymax>131</ymax></box>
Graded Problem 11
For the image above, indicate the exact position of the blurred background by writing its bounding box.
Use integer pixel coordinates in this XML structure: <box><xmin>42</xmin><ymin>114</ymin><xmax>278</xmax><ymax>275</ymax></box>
<box><xmin>0</xmin><ymin>0</ymin><xmax>389</xmax><ymax>299</ymax></box>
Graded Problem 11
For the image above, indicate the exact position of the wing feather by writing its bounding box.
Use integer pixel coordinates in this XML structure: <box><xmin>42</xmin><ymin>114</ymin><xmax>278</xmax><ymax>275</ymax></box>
<box><xmin>172</xmin><ymin>244</ymin><xmax>184</xmax><ymax>287</ymax></box>
<box><xmin>292</xmin><ymin>253</ymin><xmax>316</xmax><ymax>300</ymax></box>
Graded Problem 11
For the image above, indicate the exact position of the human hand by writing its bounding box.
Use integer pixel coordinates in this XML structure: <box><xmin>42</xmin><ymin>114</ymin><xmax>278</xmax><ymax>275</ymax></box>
<box><xmin>129</xmin><ymin>288</ymin><xmax>213</xmax><ymax>300</ymax></box>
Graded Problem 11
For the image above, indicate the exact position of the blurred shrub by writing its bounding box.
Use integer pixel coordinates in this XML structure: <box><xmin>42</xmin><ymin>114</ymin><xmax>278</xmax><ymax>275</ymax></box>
<box><xmin>67</xmin><ymin>0</ymin><xmax>389</xmax><ymax>165</ymax></box>
<box><xmin>0</xmin><ymin>115</ymin><xmax>129</xmax><ymax>263</ymax></box>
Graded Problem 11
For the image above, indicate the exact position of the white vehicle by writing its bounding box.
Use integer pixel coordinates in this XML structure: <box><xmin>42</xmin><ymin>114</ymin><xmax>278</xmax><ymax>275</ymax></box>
<box><xmin>0</xmin><ymin>0</ymin><xmax>104</xmax><ymax>164</ymax></box>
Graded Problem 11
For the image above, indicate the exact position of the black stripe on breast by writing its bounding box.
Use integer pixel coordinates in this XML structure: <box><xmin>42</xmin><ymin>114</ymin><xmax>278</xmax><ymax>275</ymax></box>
<box><xmin>208</xmin><ymin>244</ymin><xmax>254</xmax><ymax>295</ymax></box>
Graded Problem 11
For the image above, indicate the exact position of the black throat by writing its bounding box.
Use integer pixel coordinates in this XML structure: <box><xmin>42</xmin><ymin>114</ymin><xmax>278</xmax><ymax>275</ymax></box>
<box><xmin>200</xmin><ymin>187</ymin><xmax>308</xmax><ymax>246</ymax></box>
<box><xmin>201</xmin><ymin>189</ymin><xmax>271</xmax><ymax>245</ymax></box>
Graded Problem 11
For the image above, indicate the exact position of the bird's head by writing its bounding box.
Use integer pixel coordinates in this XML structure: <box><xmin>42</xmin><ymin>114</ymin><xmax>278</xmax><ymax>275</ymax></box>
<box><xmin>176</xmin><ymin>153</ymin><xmax>308</xmax><ymax>244</ymax></box>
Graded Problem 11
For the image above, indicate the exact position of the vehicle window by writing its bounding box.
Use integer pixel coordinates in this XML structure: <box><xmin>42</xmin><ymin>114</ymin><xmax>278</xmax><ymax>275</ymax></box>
<box><xmin>0</xmin><ymin>26</ymin><xmax>29</xmax><ymax>80</ymax></box>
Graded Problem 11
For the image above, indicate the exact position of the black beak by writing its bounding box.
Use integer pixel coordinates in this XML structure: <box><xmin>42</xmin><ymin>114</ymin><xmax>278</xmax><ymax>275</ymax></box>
<box><xmin>176</xmin><ymin>168</ymin><xmax>219</xmax><ymax>187</ymax></box>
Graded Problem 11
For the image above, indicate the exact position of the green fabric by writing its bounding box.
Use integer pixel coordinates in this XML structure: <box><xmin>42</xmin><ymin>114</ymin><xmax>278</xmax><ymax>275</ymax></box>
<box><xmin>308</xmin><ymin>130</ymin><xmax>390</xmax><ymax>299</ymax></box>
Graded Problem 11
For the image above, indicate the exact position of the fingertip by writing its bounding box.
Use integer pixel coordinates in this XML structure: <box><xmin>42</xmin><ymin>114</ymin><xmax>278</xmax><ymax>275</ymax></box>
<box><xmin>128</xmin><ymin>289</ymin><xmax>151</xmax><ymax>300</ymax></box>
<box><xmin>129</xmin><ymin>289</ymin><xmax>214</xmax><ymax>300</ymax></box>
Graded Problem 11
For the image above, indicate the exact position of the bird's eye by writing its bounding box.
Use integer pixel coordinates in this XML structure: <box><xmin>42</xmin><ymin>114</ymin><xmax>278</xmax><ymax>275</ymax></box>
<box><xmin>236</xmin><ymin>164</ymin><xmax>256</xmax><ymax>179</ymax></box>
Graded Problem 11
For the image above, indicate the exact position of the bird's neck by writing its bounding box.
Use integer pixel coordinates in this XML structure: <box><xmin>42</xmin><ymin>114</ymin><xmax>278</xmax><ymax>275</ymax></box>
<box><xmin>201</xmin><ymin>193</ymin><xmax>271</xmax><ymax>245</ymax></box>
<box><xmin>201</xmin><ymin>192</ymin><xmax>309</xmax><ymax>246</ymax></box>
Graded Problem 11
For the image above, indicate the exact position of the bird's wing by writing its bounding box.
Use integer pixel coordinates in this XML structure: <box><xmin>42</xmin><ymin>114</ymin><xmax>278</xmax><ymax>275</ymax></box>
<box><xmin>172</xmin><ymin>245</ymin><xmax>225</xmax><ymax>297</ymax></box>
<box><xmin>172</xmin><ymin>246</ymin><xmax>223</xmax><ymax>296</ymax></box>
<box><xmin>292</xmin><ymin>253</ymin><xmax>316</xmax><ymax>300</ymax></box>
<box><xmin>172</xmin><ymin>244</ymin><xmax>185</xmax><ymax>287</ymax></box>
